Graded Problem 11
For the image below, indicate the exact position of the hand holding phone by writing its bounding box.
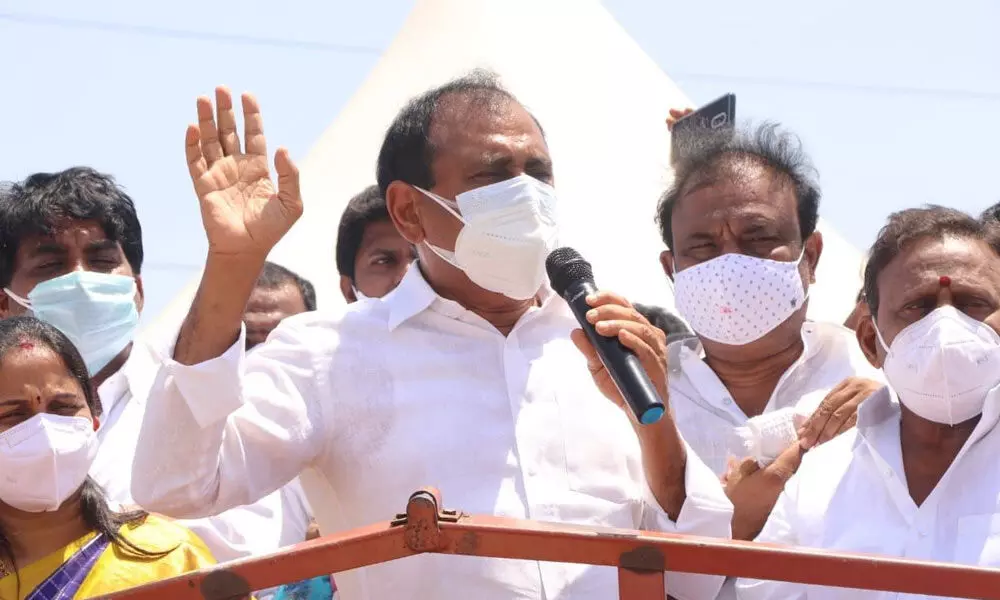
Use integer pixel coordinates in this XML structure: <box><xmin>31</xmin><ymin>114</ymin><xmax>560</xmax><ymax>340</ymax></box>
<box><xmin>667</xmin><ymin>108</ymin><xmax>696</xmax><ymax>131</ymax></box>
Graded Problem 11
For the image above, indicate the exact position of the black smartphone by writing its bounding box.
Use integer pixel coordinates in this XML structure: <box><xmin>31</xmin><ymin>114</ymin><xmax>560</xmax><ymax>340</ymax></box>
<box><xmin>671</xmin><ymin>93</ymin><xmax>737</xmax><ymax>161</ymax></box>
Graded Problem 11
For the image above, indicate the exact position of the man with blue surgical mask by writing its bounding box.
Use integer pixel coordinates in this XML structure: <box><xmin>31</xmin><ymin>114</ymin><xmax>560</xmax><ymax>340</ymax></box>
<box><xmin>130</xmin><ymin>72</ymin><xmax>735</xmax><ymax>600</ymax></box>
<box><xmin>0</xmin><ymin>168</ymin><xmax>311</xmax><ymax>563</ymax></box>
<box><xmin>0</xmin><ymin>170</ymin><xmax>144</xmax><ymax>381</ymax></box>
<box><xmin>656</xmin><ymin>120</ymin><xmax>885</xmax><ymax>554</ymax></box>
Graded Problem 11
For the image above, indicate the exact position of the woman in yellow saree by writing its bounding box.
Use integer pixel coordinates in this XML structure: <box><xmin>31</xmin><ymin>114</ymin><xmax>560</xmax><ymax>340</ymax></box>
<box><xmin>0</xmin><ymin>317</ymin><xmax>216</xmax><ymax>599</ymax></box>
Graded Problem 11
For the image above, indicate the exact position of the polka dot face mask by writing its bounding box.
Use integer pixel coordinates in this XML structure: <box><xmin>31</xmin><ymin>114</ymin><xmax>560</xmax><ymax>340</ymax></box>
<box><xmin>673</xmin><ymin>250</ymin><xmax>809</xmax><ymax>346</ymax></box>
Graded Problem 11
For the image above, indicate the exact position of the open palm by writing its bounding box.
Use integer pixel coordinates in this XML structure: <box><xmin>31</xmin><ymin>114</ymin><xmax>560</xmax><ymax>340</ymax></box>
<box><xmin>185</xmin><ymin>87</ymin><xmax>302</xmax><ymax>258</ymax></box>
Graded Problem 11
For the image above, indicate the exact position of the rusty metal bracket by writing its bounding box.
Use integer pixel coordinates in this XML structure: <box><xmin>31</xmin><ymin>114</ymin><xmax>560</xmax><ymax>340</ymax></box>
<box><xmin>620</xmin><ymin>545</ymin><xmax>666</xmax><ymax>572</ymax></box>
<box><xmin>391</xmin><ymin>487</ymin><xmax>464</xmax><ymax>552</ymax></box>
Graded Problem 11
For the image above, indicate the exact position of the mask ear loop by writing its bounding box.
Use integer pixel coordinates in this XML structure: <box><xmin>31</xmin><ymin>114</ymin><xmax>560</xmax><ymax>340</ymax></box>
<box><xmin>792</xmin><ymin>246</ymin><xmax>815</xmax><ymax>307</ymax></box>
<box><xmin>799</xmin><ymin>274</ymin><xmax>812</xmax><ymax>306</ymax></box>
<box><xmin>871</xmin><ymin>316</ymin><xmax>892</xmax><ymax>355</ymax></box>
<box><xmin>2</xmin><ymin>288</ymin><xmax>32</xmax><ymax>311</ymax></box>
<box><xmin>412</xmin><ymin>186</ymin><xmax>466</xmax><ymax>270</ymax></box>
<box><xmin>413</xmin><ymin>186</ymin><xmax>465</xmax><ymax>223</ymax></box>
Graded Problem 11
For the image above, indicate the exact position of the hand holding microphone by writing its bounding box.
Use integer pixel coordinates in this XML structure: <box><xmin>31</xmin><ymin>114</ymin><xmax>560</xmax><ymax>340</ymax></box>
<box><xmin>549</xmin><ymin>248</ymin><xmax>693</xmax><ymax>518</ymax></box>
<box><xmin>546</xmin><ymin>248</ymin><xmax>668</xmax><ymax>425</ymax></box>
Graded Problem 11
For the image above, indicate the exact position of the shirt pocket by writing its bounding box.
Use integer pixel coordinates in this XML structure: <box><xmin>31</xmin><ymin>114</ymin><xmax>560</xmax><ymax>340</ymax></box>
<box><xmin>816</xmin><ymin>507</ymin><xmax>903</xmax><ymax>557</ymax></box>
<box><xmin>955</xmin><ymin>513</ymin><xmax>1000</xmax><ymax>567</ymax></box>
<box><xmin>560</xmin><ymin>400</ymin><xmax>639</xmax><ymax>507</ymax></box>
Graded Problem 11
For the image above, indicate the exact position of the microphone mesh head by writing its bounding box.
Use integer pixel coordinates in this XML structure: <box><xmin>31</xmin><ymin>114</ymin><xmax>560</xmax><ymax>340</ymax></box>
<box><xmin>546</xmin><ymin>247</ymin><xmax>595</xmax><ymax>296</ymax></box>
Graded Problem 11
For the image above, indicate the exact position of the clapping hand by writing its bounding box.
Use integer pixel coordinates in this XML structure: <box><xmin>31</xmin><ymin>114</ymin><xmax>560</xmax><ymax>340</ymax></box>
<box><xmin>723</xmin><ymin>442</ymin><xmax>804</xmax><ymax>540</ymax></box>
<box><xmin>185</xmin><ymin>87</ymin><xmax>302</xmax><ymax>259</ymax></box>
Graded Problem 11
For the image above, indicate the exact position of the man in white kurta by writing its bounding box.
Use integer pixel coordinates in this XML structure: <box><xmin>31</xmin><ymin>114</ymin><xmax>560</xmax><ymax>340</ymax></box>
<box><xmin>131</xmin><ymin>75</ymin><xmax>734</xmax><ymax>599</ymax></box>
<box><xmin>656</xmin><ymin>123</ymin><xmax>886</xmax><ymax>546</ymax></box>
<box><xmin>737</xmin><ymin>205</ymin><xmax>1000</xmax><ymax>599</ymax></box>
<box><xmin>737</xmin><ymin>387</ymin><xmax>1000</xmax><ymax>600</ymax></box>
<box><xmin>135</xmin><ymin>264</ymin><xmax>733</xmax><ymax>599</ymax></box>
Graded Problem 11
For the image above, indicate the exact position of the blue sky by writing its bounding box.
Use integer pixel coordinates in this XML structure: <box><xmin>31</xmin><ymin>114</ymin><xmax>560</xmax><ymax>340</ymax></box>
<box><xmin>2</xmin><ymin>0</ymin><xmax>998</xmax><ymax>322</ymax></box>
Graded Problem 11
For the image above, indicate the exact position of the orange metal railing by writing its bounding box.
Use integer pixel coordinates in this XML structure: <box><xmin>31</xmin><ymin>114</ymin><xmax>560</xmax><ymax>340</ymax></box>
<box><xmin>105</xmin><ymin>487</ymin><xmax>1000</xmax><ymax>600</ymax></box>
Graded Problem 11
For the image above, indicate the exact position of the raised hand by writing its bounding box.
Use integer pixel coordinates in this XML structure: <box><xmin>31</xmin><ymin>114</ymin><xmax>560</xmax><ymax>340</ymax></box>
<box><xmin>185</xmin><ymin>87</ymin><xmax>302</xmax><ymax>259</ymax></box>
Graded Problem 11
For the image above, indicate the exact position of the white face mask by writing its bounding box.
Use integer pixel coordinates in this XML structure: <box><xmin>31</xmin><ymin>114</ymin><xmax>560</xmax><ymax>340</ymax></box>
<box><xmin>874</xmin><ymin>306</ymin><xmax>1000</xmax><ymax>425</ymax></box>
<box><xmin>353</xmin><ymin>287</ymin><xmax>369</xmax><ymax>301</ymax></box>
<box><xmin>0</xmin><ymin>414</ymin><xmax>98</xmax><ymax>512</ymax></box>
<box><xmin>672</xmin><ymin>250</ymin><xmax>809</xmax><ymax>346</ymax></box>
<box><xmin>416</xmin><ymin>174</ymin><xmax>559</xmax><ymax>300</ymax></box>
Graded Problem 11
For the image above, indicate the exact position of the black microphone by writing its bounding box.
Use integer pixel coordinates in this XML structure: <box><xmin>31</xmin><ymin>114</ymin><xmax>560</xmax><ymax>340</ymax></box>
<box><xmin>546</xmin><ymin>247</ymin><xmax>665</xmax><ymax>425</ymax></box>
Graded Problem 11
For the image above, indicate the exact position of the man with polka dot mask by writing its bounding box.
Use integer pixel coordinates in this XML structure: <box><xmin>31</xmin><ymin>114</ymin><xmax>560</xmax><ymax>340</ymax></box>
<box><xmin>655</xmin><ymin>119</ymin><xmax>885</xmax><ymax>547</ymax></box>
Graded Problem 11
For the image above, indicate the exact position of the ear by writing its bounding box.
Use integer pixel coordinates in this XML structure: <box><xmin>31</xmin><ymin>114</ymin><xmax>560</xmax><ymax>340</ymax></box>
<box><xmin>386</xmin><ymin>181</ymin><xmax>426</xmax><ymax>246</ymax></box>
<box><xmin>856</xmin><ymin>313</ymin><xmax>881</xmax><ymax>368</ymax></box>
<box><xmin>339</xmin><ymin>275</ymin><xmax>357</xmax><ymax>304</ymax></box>
<box><xmin>134</xmin><ymin>275</ymin><xmax>145</xmax><ymax>314</ymax></box>
<box><xmin>842</xmin><ymin>301</ymin><xmax>864</xmax><ymax>332</ymax></box>
<box><xmin>803</xmin><ymin>231</ymin><xmax>823</xmax><ymax>284</ymax></box>
<box><xmin>659</xmin><ymin>249</ymin><xmax>675</xmax><ymax>281</ymax></box>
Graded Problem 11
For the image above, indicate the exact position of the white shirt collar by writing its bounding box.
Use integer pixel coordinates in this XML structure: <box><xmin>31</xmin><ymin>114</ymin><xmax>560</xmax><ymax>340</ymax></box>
<box><xmin>858</xmin><ymin>383</ymin><xmax>1000</xmax><ymax>450</ymax></box>
<box><xmin>667</xmin><ymin>321</ymin><xmax>837</xmax><ymax>401</ymax></box>
<box><xmin>384</xmin><ymin>261</ymin><xmax>557</xmax><ymax>332</ymax></box>
<box><xmin>96</xmin><ymin>342</ymin><xmax>157</xmax><ymax>418</ymax></box>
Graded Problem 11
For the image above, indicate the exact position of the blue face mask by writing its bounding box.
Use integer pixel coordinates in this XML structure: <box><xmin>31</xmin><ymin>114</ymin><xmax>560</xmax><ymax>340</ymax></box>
<box><xmin>5</xmin><ymin>271</ymin><xmax>140</xmax><ymax>376</ymax></box>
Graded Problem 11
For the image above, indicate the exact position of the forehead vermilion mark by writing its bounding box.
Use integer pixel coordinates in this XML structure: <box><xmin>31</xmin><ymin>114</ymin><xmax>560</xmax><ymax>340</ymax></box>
<box><xmin>940</xmin><ymin>275</ymin><xmax>952</xmax><ymax>287</ymax></box>
<box><xmin>17</xmin><ymin>337</ymin><xmax>34</xmax><ymax>351</ymax></box>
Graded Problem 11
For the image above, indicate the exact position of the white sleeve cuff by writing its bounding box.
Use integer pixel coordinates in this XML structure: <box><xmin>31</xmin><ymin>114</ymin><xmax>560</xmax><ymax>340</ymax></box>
<box><xmin>640</xmin><ymin>440</ymin><xmax>733</xmax><ymax>600</ymax></box>
<box><xmin>642</xmin><ymin>439</ymin><xmax>733</xmax><ymax>537</ymax></box>
<box><xmin>162</xmin><ymin>325</ymin><xmax>248</xmax><ymax>430</ymax></box>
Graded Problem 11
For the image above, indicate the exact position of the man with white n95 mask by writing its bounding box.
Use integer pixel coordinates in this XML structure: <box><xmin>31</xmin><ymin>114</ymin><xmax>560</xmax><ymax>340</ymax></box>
<box><xmin>0</xmin><ymin>168</ymin><xmax>311</xmax><ymax>563</ymax></box>
<box><xmin>656</xmin><ymin>121</ymin><xmax>885</xmax><ymax>546</ymax></box>
<box><xmin>130</xmin><ymin>71</ymin><xmax>734</xmax><ymax>600</ymax></box>
<box><xmin>739</xmin><ymin>206</ymin><xmax>1000</xmax><ymax>600</ymax></box>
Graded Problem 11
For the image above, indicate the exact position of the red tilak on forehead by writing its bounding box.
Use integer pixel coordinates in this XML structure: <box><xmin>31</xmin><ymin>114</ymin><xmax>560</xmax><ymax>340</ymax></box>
<box><xmin>17</xmin><ymin>337</ymin><xmax>34</xmax><ymax>350</ymax></box>
<box><xmin>940</xmin><ymin>275</ymin><xmax>952</xmax><ymax>287</ymax></box>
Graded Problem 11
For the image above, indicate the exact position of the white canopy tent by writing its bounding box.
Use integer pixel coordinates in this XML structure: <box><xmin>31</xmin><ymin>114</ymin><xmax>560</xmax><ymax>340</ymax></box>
<box><xmin>140</xmin><ymin>0</ymin><xmax>866</xmax><ymax>559</ymax></box>
<box><xmin>142</xmin><ymin>0</ymin><xmax>864</xmax><ymax>347</ymax></box>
